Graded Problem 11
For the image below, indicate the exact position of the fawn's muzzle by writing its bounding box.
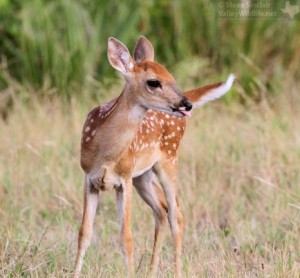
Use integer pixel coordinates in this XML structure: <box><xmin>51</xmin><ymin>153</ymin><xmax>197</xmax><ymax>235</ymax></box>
<box><xmin>180</xmin><ymin>98</ymin><xmax>193</xmax><ymax>111</ymax></box>
<box><xmin>171</xmin><ymin>97</ymin><xmax>193</xmax><ymax>117</ymax></box>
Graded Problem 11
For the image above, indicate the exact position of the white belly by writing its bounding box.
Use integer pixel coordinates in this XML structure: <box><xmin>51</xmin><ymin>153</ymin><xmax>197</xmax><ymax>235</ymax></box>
<box><xmin>132</xmin><ymin>148</ymin><xmax>161</xmax><ymax>178</ymax></box>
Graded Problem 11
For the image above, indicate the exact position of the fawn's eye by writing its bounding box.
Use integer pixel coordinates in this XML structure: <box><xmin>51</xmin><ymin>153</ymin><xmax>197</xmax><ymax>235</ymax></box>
<box><xmin>147</xmin><ymin>80</ymin><xmax>161</xmax><ymax>88</ymax></box>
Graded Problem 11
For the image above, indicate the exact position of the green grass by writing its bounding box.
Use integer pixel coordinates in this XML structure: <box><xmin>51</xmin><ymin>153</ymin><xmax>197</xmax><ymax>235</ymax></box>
<box><xmin>0</xmin><ymin>85</ymin><xmax>299</xmax><ymax>276</ymax></box>
<box><xmin>1</xmin><ymin>0</ymin><xmax>300</xmax><ymax>99</ymax></box>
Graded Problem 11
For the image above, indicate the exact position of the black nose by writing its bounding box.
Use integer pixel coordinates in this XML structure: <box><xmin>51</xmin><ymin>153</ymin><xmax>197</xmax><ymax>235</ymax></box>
<box><xmin>181</xmin><ymin>98</ymin><xmax>193</xmax><ymax>111</ymax></box>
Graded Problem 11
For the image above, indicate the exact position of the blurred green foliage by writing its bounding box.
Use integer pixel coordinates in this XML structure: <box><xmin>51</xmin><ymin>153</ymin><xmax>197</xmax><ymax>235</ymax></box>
<box><xmin>0</xmin><ymin>0</ymin><xmax>299</xmax><ymax>100</ymax></box>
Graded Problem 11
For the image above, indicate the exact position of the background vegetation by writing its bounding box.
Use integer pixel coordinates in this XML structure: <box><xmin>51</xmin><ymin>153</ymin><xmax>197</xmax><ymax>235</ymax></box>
<box><xmin>1</xmin><ymin>0</ymin><xmax>299</xmax><ymax>100</ymax></box>
<box><xmin>0</xmin><ymin>0</ymin><xmax>299</xmax><ymax>277</ymax></box>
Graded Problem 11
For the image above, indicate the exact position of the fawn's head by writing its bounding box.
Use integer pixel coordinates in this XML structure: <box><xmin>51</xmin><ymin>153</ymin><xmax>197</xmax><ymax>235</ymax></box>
<box><xmin>107</xmin><ymin>36</ymin><xmax>192</xmax><ymax>117</ymax></box>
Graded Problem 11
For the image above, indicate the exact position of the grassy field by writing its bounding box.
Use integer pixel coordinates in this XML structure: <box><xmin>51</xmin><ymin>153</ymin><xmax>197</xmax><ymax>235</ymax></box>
<box><xmin>1</xmin><ymin>0</ymin><xmax>300</xmax><ymax>277</ymax></box>
<box><xmin>1</xmin><ymin>82</ymin><xmax>299</xmax><ymax>277</ymax></box>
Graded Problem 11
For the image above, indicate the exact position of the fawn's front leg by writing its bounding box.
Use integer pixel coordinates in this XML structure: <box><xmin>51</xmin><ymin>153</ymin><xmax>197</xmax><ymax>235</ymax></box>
<box><xmin>116</xmin><ymin>178</ymin><xmax>134</xmax><ymax>276</ymax></box>
<box><xmin>73</xmin><ymin>176</ymin><xmax>99</xmax><ymax>277</ymax></box>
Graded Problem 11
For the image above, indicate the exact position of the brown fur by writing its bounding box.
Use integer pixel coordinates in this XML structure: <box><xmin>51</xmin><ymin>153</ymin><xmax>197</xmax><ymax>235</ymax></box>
<box><xmin>74</xmin><ymin>36</ymin><xmax>190</xmax><ymax>278</ymax></box>
<box><xmin>74</xmin><ymin>35</ymin><xmax>231</xmax><ymax>278</ymax></box>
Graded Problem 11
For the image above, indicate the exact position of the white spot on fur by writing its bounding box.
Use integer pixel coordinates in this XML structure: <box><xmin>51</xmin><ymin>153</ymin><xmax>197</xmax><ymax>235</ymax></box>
<box><xmin>85</xmin><ymin>126</ymin><xmax>90</xmax><ymax>132</ymax></box>
<box><xmin>86</xmin><ymin>136</ymin><xmax>90</xmax><ymax>142</ymax></box>
<box><xmin>150</xmin><ymin>142</ymin><xmax>155</xmax><ymax>147</ymax></box>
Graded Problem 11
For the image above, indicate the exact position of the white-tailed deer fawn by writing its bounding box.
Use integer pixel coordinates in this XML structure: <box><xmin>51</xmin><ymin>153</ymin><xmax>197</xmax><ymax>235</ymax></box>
<box><xmin>74</xmin><ymin>35</ymin><xmax>235</xmax><ymax>277</ymax></box>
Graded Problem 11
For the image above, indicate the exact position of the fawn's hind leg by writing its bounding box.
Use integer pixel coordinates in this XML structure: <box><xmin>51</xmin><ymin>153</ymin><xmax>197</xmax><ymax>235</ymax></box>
<box><xmin>133</xmin><ymin>170</ymin><xmax>168</xmax><ymax>276</ymax></box>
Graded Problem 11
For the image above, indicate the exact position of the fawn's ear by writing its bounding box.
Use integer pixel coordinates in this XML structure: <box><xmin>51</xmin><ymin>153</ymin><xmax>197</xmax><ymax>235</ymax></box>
<box><xmin>108</xmin><ymin>37</ymin><xmax>134</xmax><ymax>74</ymax></box>
<box><xmin>133</xmin><ymin>36</ymin><xmax>154</xmax><ymax>63</ymax></box>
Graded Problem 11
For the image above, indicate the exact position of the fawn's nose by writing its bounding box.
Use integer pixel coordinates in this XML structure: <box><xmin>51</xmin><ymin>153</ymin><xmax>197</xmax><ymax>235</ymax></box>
<box><xmin>181</xmin><ymin>98</ymin><xmax>193</xmax><ymax>111</ymax></box>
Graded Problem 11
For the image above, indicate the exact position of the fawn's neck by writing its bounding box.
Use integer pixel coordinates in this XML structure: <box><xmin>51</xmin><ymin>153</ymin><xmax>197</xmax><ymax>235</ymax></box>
<box><xmin>93</xmin><ymin>84</ymin><xmax>147</xmax><ymax>165</ymax></box>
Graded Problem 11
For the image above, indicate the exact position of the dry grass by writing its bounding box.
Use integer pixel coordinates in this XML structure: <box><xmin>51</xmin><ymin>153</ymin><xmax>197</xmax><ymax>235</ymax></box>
<box><xmin>0</xmin><ymin>92</ymin><xmax>300</xmax><ymax>277</ymax></box>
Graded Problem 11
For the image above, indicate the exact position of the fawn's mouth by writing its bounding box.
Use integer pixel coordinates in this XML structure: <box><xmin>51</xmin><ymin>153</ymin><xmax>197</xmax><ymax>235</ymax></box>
<box><xmin>170</xmin><ymin>106</ymin><xmax>192</xmax><ymax>117</ymax></box>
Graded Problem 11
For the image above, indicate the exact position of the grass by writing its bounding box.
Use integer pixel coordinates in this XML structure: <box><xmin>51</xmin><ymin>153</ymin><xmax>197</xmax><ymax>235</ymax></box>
<box><xmin>0</xmin><ymin>82</ymin><xmax>299</xmax><ymax>277</ymax></box>
<box><xmin>1</xmin><ymin>0</ymin><xmax>300</xmax><ymax>276</ymax></box>
<box><xmin>1</xmin><ymin>0</ymin><xmax>300</xmax><ymax>99</ymax></box>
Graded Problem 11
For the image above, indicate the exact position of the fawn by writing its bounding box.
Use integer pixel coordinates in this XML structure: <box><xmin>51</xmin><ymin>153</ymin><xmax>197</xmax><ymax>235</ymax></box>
<box><xmin>74</xmin><ymin>35</ymin><xmax>235</xmax><ymax>277</ymax></box>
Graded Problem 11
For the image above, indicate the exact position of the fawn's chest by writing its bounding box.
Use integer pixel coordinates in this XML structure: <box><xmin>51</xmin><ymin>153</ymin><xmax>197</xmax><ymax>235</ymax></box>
<box><xmin>80</xmin><ymin>105</ymin><xmax>186</xmax><ymax>183</ymax></box>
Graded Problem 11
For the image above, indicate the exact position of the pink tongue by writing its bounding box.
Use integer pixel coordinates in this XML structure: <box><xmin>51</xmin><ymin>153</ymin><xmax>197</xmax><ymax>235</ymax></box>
<box><xmin>181</xmin><ymin>110</ymin><xmax>192</xmax><ymax>117</ymax></box>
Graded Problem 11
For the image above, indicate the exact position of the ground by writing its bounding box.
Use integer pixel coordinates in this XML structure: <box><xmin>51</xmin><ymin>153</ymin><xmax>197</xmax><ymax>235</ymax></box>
<box><xmin>0</xmin><ymin>96</ymin><xmax>299</xmax><ymax>277</ymax></box>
